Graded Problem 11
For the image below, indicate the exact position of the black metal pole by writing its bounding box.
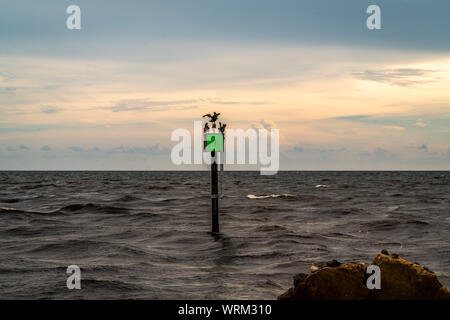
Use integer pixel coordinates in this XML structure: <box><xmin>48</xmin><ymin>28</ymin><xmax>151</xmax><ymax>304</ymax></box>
<box><xmin>211</xmin><ymin>150</ymin><xmax>219</xmax><ymax>232</ymax></box>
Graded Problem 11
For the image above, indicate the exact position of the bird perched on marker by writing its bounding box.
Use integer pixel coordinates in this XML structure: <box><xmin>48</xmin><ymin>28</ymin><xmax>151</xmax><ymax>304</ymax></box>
<box><xmin>219</xmin><ymin>122</ymin><xmax>227</xmax><ymax>133</ymax></box>
<box><xmin>203</xmin><ymin>112</ymin><xmax>221</xmax><ymax>123</ymax></box>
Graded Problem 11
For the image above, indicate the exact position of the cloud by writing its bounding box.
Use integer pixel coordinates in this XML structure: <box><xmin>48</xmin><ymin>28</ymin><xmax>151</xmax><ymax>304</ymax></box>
<box><xmin>93</xmin><ymin>99</ymin><xmax>198</xmax><ymax>112</ymax></box>
<box><xmin>318</xmin><ymin>147</ymin><xmax>347</xmax><ymax>153</ymax></box>
<box><xmin>70</xmin><ymin>146</ymin><xmax>84</xmax><ymax>152</ymax></box>
<box><xmin>205</xmin><ymin>98</ymin><xmax>271</xmax><ymax>105</ymax></box>
<box><xmin>6</xmin><ymin>145</ymin><xmax>30</xmax><ymax>151</ymax></box>
<box><xmin>40</xmin><ymin>145</ymin><xmax>52</xmax><ymax>151</ymax></box>
<box><xmin>105</xmin><ymin>144</ymin><xmax>168</xmax><ymax>155</ymax></box>
<box><xmin>285</xmin><ymin>145</ymin><xmax>347</xmax><ymax>154</ymax></box>
<box><xmin>0</xmin><ymin>124</ymin><xmax>57</xmax><ymax>133</ymax></box>
<box><xmin>382</xmin><ymin>125</ymin><xmax>406</xmax><ymax>131</ymax></box>
<box><xmin>0</xmin><ymin>72</ymin><xmax>16</xmax><ymax>82</ymax></box>
<box><xmin>260</xmin><ymin>119</ymin><xmax>276</xmax><ymax>130</ymax></box>
<box><xmin>291</xmin><ymin>146</ymin><xmax>304</xmax><ymax>153</ymax></box>
<box><xmin>42</xmin><ymin>106</ymin><xmax>60</xmax><ymax>114</ymax></box>
<box><xmin>334</xmin><ymin>115</ymin><xmax>370</xmax><ymax>121</ymax></box>
<box><xmin>0</xmin><ymin>87</ymin><xmax>19</xmax><ymax>94</ymax></box>
<box><xmin>68</xmin><ymin>146</ymin><xmax>102</xmax><ymax>153</ymax></box>
<box><xmin>351</xmin><ymin>68</ymin><xmax>440</xmax><ymax>86</ymax></box>
<box><xmin>251</xmin><ymin>119</ymin><xmax>277</xmax><ymax>131</ymax></box>
<box><xmin>332</xmin><ymin>114</ymin><xmax>449</xmax><ymax>134</ymax></box>
<box><xmin>373</xmin><ymin>147</ymin><xmax>392</xmax><ymax>161</ymax></box>
<box><xmin>417</xmin><ymin>143</ymin><xmax>429</xmax><ymax>152</ymax></box>
<box><xmin>93</xmin><ymin>97</ymin><xmax>272</xmax><ymax>113</ymax></box>
<box><xmin>332</xmin><ymin>115</ymin><xmax>406</xmax><ymax>130</ymax></box>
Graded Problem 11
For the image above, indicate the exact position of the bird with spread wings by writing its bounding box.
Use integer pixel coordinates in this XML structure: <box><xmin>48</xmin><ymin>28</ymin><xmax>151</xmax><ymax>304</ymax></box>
<box><xmin>202</xmin><ymin>112</ymin><xmax>221</xmax><ymax>123</ymax></box>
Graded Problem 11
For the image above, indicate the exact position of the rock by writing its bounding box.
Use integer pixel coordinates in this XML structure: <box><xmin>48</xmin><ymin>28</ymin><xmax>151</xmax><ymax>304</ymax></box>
<box><xmin>328</xmin><ymin>259</ymin><xmax>342</xmax><ymax>267</ymax></box>
<box><xmin>310</xmin><ymin>265</ymin><xmax>321</xmax><ymax>272</ymax></box>
<box><xmin>310</xmin><ymin>259</ymin><xmax>341</xmax><ymax>272</ymax></box>
<box><xmin>434</xmin><ymin>286</ymin><xmax>450</xmax><ymax>300</ymax></box>
<box><xmin>278</xmin><ymin>253</ymin><xmax>450</xmax><ymax>300</ymax></box>
<box><xmin>278</xmin><ymin>287</ymin><xmax>295</xmax><ymax>300</ymax></box>
<box><xmin>368</xmin><ymin>254</ymin><xmax>446</xmax><ymax>300</ymax></box>
<box><xmin>280</xmin><ymin>263</ymin><xmax>368</xmax><ymax>300</ymax></box>
<box><xmin>293</xmin><ymin>273</ymin><xmax>307</xmax><ymax>287</ymax></box>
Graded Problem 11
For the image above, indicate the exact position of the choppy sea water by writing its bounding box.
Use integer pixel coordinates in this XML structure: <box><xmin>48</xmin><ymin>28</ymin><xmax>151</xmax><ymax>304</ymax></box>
<box><xmin>0</xmin><ymin>171</ymin><xmax>449</xmax><ymax>299</ymax></box>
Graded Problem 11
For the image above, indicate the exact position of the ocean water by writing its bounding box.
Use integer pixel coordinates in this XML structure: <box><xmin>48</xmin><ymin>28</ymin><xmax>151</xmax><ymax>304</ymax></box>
<box><xmin>0</xmin><ymin>171</ymin><xmax>449</xmax><ymax>299</ymax></box>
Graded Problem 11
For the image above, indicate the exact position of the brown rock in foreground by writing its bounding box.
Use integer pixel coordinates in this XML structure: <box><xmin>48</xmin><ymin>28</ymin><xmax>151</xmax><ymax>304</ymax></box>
<box><xmin>278</xmin><ymin>253</ymin><xmax>450</xmax><ymax>300</ymax></box>
<box><xmin>368</xmin><ymin>253</ymin><xmax>445</xmax><ymax>300</ymax></box>
<box><xmin>434</xmin><ymin>286</ymin><xmax>450</xmax><ymax>300</ymax></box>
<box><xmin>289</xmin><ymin>262</ymin><xmax>368</xmax><ymax>300</ymax></box>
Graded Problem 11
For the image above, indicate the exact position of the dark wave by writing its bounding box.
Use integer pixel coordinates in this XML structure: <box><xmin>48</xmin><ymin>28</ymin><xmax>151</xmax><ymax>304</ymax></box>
<box><xmin>0</xmin><ymin>207</ymin><xmax>45</xmax><ymax>215</ymax></box>
<box><xmin>0</xmin><ymin>198</ymin><xmax>22</xmax><ymax>204</ymax></box>
<box><xmin>254</xmin><ymin>225</ymin><xmax>288</xmax><ymax>232</ymax></box>
<box><xmin>114</xmin><ymin>195</ymin><xmax>143</xmax><ymax>202</ymax></box>
<box><xmin>54</xmin><ymin>203</ymin><xmax>129</xmax><ymax>214</ymax></box>
<box><xmin>81</xmin><ymin>278</ymin><xmax>145</xmax><ymax>291</ymax></box>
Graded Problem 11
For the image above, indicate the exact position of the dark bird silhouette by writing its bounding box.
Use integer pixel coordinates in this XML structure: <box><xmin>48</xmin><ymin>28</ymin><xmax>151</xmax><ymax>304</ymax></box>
<box><xmin>203</xmin><ymin>112</ymin><xmax>221</xmax><ymax>123</ymax></box>
<box><xmin>219</xmin><ymin>122</ymin><xmax>227</xmax><ymax>133</ymax></box>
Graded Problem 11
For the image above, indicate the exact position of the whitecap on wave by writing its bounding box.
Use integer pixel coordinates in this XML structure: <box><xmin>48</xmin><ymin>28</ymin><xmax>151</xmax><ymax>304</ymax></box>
<box><xmin>247</xmin><ymin>194</ymin><xmax>295</xmax><ymax>199</ymax></box>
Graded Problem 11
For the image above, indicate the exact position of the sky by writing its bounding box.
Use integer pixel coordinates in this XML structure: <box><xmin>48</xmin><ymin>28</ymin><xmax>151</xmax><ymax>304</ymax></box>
<box><xmin>1</xmin><ymin>0</ymin><xmax>449</xmax><ymax>170</ymax></box>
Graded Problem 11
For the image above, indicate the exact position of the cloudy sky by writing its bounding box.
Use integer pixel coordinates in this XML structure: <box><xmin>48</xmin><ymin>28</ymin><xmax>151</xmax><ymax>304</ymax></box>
<box><xmin>1</xmin><ymin>0</ymin><xmax>449</xmax><ymax>170</ymax></box>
